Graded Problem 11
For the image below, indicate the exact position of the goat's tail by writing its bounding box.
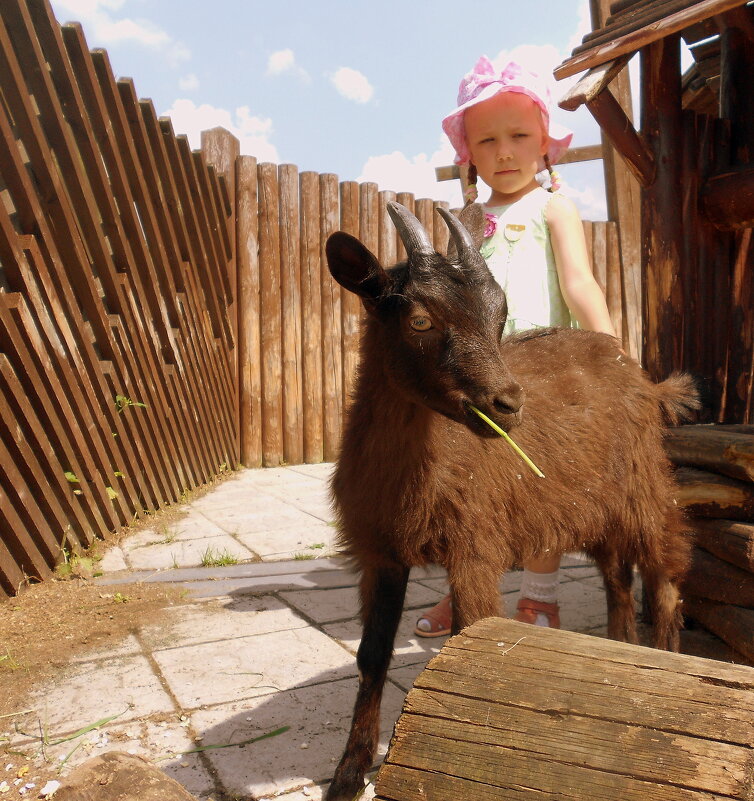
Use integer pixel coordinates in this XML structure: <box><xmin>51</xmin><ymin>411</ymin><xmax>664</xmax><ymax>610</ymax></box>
<box><xmin>656</xmin><ymin>372</ymin><xmax>701</xmax><ymax>425</ymax></box>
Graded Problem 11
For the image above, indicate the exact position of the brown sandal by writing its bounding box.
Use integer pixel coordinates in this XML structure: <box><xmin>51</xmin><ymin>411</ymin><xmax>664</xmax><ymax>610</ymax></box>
<box><xmin>514</xmin><ymin>598</ymin><xmax>560</xmax><ymax>628</ymax></box>
<box><xmin>414</xmin><ymin>594</ymin><xmax>452</xmax><ymax>638</ymax></box>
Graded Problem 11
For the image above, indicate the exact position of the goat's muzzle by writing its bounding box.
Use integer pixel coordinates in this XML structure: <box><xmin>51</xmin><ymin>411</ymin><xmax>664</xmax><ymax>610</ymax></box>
<box><xmin>465</xmin><ymin>382</ymin><xmax>525</xmax><ymax>436</ymax></box>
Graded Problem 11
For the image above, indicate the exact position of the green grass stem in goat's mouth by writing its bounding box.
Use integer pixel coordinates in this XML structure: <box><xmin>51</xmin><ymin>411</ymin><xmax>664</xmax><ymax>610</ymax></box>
<box><xmin>469</xmin><ymin>405</ymin><xmax>545</xmax><ymax>478</ymax></box>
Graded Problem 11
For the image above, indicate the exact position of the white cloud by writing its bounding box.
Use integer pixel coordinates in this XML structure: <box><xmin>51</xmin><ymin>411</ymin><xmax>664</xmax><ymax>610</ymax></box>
<box><xmin>179</xmin><ymin>73</ymin><xmax>199</xmax><ymax>92</ymax></box>
<box><xmin>266</xmin><ymin>48</ymin><xmax>310</xmax><ymax>82</ymax></box>
<box><xmin>51</xmin><ymin>0</ymin><xmax>190</xmax><ymax>62</ymax></box>
<box><xmin>566</xmin><ymin>0</ymin><xmax>593</xmax><ymax>56</ymax></box>
<box><xmin>267</xmin><ymin>49</ymin><xmax>294</xmax><ymax>74</ymax></box>
<box><xmin>357</xmin><ymin>136</ymin><xmax>463</xmax><ymax>206</ymax></box>
<box><xmin>161</xmin><ymin>98</ymin><xmax>279</xmax><ymax>162</ymax></box>
<box><xmin>331</xmin><ymin>67</ymin><xmax>373</xmax><ymax>104</ymax></box>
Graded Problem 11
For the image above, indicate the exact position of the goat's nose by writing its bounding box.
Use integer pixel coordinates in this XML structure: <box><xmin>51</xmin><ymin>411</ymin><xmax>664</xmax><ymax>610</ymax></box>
<box><xmin>493</xmin><ymin>384</ymin><xmax>524</xmax><ymax>415</ymax></box>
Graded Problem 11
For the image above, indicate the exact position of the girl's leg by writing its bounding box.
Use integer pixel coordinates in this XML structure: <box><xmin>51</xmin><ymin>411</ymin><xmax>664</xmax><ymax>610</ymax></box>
<box><xmin>514</xmin><ymin>553</ymin><xmax>561</xmax><ymax>627</ymax></box>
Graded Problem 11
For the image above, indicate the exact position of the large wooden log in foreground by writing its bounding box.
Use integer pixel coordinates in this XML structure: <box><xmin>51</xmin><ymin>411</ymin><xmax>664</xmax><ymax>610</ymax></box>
<box><xmin>666</xmin><ymin>425</ymin><xmax>754</xmax><ymax>483</ymax></box>
<box><xmin>693</xmin><ymin>518</ymin><xmax>754</xmax><ymax>572</ymax></box>
<box><xmin>375</xmin><ymin>618</ymin><xmax>754</xmax><ymax>801</ymax></box>
<box><xmin>684</xmin><ymin>597</ymin><xmax>754</xmax><ymax>664</ymax></box>
<box><xmin>55</xmin><ymin>752</ymin><xmax>198</xmax><ymax>801</ymax></box>
<box><xmin>674</xmin><ymin>466</ymin><xmax>754</xmax><ymax>521</ymax></box>
<box><xmin>683</xmin><ymin>547</ymin><xmax>754</xmax><ymax>607</ymax></box>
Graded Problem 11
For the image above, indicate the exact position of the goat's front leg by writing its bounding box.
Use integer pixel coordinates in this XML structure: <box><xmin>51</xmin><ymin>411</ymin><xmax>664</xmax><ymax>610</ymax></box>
<box><xmin>326</xmin><ymin>562</ymin><xmax>410</xmax><ymax>801</ymax></box>
<box><xmin>448</xmin><ymin>561</ymin><xmax>503</xmax><ymax>634</ymax></box>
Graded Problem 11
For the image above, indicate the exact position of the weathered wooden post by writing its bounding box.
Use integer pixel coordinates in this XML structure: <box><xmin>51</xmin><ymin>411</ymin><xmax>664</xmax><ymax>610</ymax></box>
<box><xmin>236</xmin><ymin>155</ymin><xmax>263</xmax><ymax>467</ymax></box>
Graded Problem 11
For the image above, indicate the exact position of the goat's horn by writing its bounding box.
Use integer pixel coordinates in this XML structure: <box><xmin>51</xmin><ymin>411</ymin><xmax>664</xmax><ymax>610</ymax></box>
<box><xmin>387</xmin><ymin>201</ymin><xmax>433</xmax><ymax>257</ymax></box>
<box><xmin>437</xmin><ymin>206</ymin><xmax>475</xmax><ymax>256</ymax></box>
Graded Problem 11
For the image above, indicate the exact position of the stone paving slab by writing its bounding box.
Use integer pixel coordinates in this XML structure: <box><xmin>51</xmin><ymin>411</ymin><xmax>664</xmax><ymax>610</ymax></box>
<box><xmin>124</xmin><ymin>532</ymin><xmax>258</xmax><ymax>570</ymax></box>
<box><xmin>187</xmin><ymin>679</ymin><xmax>402</xmax><ymax>799</ymax></box>
<box><xmin>153</xmin><ymin>626</ymin><xmax>359</xmax><ymax>710</ymax></box>
<box><xmin>138</xmin><ymin>595</ymin><xmax>308</xmax><ymax>651</ymax></box>
<box><xmin>21</xmin><ymin>654</ymin><xmax>176</xmax><ymax>739</ymax></box>
<box><xmin>235</xmin><ymin>520</ymin><xmax>338</xmax><ymax>562</ymax></box>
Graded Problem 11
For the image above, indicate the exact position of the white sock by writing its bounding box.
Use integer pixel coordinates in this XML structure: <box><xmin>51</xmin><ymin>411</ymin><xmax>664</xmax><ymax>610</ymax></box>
<box><xmin>519</xmin><ymin>568</ymin><xmax>560</xmax><ymax>627</ymax></box>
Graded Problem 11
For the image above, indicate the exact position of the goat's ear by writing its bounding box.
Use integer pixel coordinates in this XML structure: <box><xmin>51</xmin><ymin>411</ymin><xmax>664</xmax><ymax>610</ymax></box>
<box><xmin>326</xmin><ymin>232</ymin><xmax>388</xmax><ymax>302</ymax></box>
<box><xmin>446</xmin><ymin>203</ymin><xmax>486</xmax><ymax>261</ymax></box>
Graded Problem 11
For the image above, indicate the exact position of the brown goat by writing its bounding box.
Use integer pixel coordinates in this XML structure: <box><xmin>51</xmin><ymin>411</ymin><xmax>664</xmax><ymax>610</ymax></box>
<box><xmin>323</xmin><ymin>202</ymin><xmax>698</xmax><ymax>800</ymax></box>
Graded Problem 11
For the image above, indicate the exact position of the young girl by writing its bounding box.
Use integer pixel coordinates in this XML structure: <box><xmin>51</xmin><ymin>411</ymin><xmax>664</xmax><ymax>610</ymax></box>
<box><xmin>415</xmin><ymin>56</ymin><xmax>617</xmax><ymax>637</ymax></box>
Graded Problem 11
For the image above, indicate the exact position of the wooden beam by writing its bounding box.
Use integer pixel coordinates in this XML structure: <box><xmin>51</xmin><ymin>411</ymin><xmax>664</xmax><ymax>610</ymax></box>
<box><xmin>586</xmin><ymin>90</ymin><xmax>655</xmax><ymax>187</ymax></box>
<box><xmin>703</xmin><ymin>164</ymin><xmax>754</xmax><ymax>229</ymax></box>
<box><xmin>554</xmin><ymin>0</ymin><xmax>746</xmax><ymax>80</ymax></box>
<box><xmin>558</xmin><ymin>144</ymin><xmax>605</xmax><ymax>164</ymax></box>
<box><xmin>641</xmin><ymin>36</ymin><xmax>684</xmax><ymax>382</ymax></box>
<box><xmin>589</xmin><ymin>0</ymin><xmax>643</xmax><ymax>362</ymax></box>
<box><xmin>558</xmin><ymin>55</ymin><xmax>632</xmax><ymax>111</ymax></box>
<box><xmin>434</xmin><ymin>145</ymin><xmax>605</xmax><ymax>183</ymax></box>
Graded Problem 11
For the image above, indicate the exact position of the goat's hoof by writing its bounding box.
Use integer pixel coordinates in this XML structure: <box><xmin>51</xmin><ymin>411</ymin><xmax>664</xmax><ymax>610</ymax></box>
<box><xmin>325</xmin><ymin>771</ymin><xmax>367</xmax><ymax>801</ymax></box>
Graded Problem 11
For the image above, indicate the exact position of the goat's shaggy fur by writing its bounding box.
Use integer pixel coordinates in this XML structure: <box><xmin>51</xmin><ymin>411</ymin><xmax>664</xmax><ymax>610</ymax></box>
<box><xmin>323</xmin><ymin>203</ymin><xmax>698</xmax><ymax>801</ymax></box>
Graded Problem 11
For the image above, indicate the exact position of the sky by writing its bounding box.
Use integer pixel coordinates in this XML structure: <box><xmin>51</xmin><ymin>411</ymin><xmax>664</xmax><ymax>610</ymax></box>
<box><xmin>48</xmin><ymin>0</ymin><xmax>630</xmax><ymax>219</ymax></box>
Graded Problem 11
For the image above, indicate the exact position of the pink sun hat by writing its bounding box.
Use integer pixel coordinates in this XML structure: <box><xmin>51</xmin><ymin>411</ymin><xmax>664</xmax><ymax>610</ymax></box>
<box><xmin>442</xmin><ymin>56</ymin><xmax>573</xmax><ymax>167</ymax></box>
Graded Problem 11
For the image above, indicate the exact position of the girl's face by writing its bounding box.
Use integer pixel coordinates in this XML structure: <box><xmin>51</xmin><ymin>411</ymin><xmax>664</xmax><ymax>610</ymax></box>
<box><xmin>464</xmin><ymin>91</ymin><xmax>549</xmax><ymax>205</ymax></box>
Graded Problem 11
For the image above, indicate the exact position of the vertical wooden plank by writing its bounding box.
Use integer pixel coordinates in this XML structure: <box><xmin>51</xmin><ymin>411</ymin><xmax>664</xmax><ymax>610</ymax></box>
<box><xmin>279</xmin><ymin>163</ymin><xmax>304</xmax><ymax>465</ymax></box>
<box><xmin>378</xmin><ymin>190</ymin><xmax>397</xmax><ymax>267</ymax></box>
<box><xmin>237</xmin><ymin>155</ymin><xmax>263</xmax><ymax>466</ymax></box>
<box><xmin>433</xmin><ymin>201</ymin><xmax>450</xmax><ymax>256</ymax></box>
<box><xmin>590</xmin><ymin>0</ymin><xmax>642</xmax><ymax>361</ymax></box>
<box><xmin>201</xmin><ymin>130</ymin><xmax>241</xmax><ymax>458</ymax></box>
<box><xmin>300</xmin><ymin>171</ymin><xmax>324</xmax><ymax>463</ymax></box>
<box><xmin>258</xmin><ymin>162</ymin><xmax>284</xmax><ymax>466</ymax></box>
<box><xmin>395</xmin><ymin>192</ymin><xmax>415</xmax><ymax>261</ymax></box>
<box><xmin>320</xmin><ymin>174</ymin><xmax>342</xmax><ymax>461</ymax></box>
<box><xmin>640</xmin><ymin>36</ymin><xmax>684</xmax><ymax>381</ymax></box>
<box><xmin>681</xmin><ymin>110</ymin><xmax>700</xmax><ymax>379</ymax></box>
<box><xmin>725</xmin><ymin>229</ymin><xmax>754</xmax><ymax>422</ymax></box>
<box><xmin>415</xmin><ymin>198</ymin><xmax>434</xmax><ymax>242</ymax></box>
<box><xmin>340</xmin><ymin>181</ymin><xmax>361</xmax><ymax>408</ymax></box>
<box><xmin>360</xmin><ymin>182</ymin><xmax>380</xmax><ymax>256</ymax></box>
<box><xmin>606</xmin><ymin>221</ymin><xmax>623</xmax><ymax>345</ymax></box>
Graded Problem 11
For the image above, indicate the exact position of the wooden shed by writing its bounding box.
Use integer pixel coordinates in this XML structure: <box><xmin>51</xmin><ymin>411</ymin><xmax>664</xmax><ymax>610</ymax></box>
<box><xmin>556</xmin><ymin>0</ymin><xmax>754</xmax><ymax>662</ymax></box>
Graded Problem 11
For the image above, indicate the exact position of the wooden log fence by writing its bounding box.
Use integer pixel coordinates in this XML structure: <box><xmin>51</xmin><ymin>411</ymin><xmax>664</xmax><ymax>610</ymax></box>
<box><xmin>0</xmin><ymin>0</ymin><xmax>626</xmax><ymax>595</ymax></box>
<box><xmin>669</xmin><ymin>424</ymin><xmax>754</xmax><ymax>661</ymax></box>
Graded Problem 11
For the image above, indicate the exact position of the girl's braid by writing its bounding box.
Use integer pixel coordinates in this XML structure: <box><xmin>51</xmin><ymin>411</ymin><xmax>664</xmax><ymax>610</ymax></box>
<box><xmin>463</xmin><ymin>163</ymin><xmax>479</xmax><ymax>205</ymax></box>
<box><xmin>543</xmin><ymin>154</ymin><xmax>561</xmax><ymax>193</ymax></box>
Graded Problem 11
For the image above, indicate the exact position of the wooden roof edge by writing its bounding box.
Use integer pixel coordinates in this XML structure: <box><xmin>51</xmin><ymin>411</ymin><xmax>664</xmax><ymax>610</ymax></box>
<box><xmin>558</xmin><ymin>55</ymin><xmax>632</xmax><ymax>112</ymax></box>
<box><xmin>554</xmin><ymin>0</ymin><xmax>746</xmax><ymax>80</ymax></box>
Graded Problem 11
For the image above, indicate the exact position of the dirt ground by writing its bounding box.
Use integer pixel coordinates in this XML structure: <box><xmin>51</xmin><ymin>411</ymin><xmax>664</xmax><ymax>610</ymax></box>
<box><xmin>0</xmin><ymin>576</ymin><xmax>187</xmax><ymax>797</ymax></box>
<box><xmin>0</xmin><ymin>577</ymin><xmax>186</xmax><ymax>721</ymax></box>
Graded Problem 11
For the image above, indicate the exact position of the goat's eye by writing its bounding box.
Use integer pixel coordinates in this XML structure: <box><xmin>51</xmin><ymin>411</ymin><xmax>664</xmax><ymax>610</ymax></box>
<box><xmin>409</xmin><ymin>316</ymin><xmax>432</xmax><ymax>331</ymax></box>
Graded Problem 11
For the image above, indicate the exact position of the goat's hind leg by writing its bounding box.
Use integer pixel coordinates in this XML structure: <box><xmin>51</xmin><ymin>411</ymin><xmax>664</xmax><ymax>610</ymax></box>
<box><xmin>640</xmin><ymin>567</ymin><xmax>684</xmax><ymax>652</ymax></box>
<box><xmin>326</xmin><ymin>563</ymin><xmax>410</xmax><ymax>801</ymax></box>
<box><xmin>589</xmin><ymin>543</ymin><xmax>638</xmax><ymax>644</ymax></box>
<box><xmin>637</xmin><ymin>508</ymin><xmax>691</xmax><ymax>652</ymax></box>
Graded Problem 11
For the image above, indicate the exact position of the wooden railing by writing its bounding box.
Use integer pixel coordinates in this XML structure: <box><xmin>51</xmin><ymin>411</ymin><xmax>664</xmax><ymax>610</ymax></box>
<box><xmin>0</xmin><ymin>0</ymin><xmax>625</xmax><ymax>595</ymax></box>
<box><xmin>0</xmin><ymin>0</ymin><xmax>238</xmax><ymax>594</ymax></box>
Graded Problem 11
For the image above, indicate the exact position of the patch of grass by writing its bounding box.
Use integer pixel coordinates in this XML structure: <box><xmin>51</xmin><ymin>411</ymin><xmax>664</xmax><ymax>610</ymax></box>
<box><xmin>307</xmin><ymin>543</ymin><xmax>326</xmax><ymax>550</ymax></box>
<box><xmin>293</xmin><ymin>552</ymin><xmax>316</xmax><ymax>561</ymax></box>
<box><xmin>200</xmin><ymin>547</ymin><xmax>238</xmax><ymax>567</ymax></box>
<box><xmin>0</xmin><ymin>648</ymin><xmax>22</xmax><ymax>672</ymax></box>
